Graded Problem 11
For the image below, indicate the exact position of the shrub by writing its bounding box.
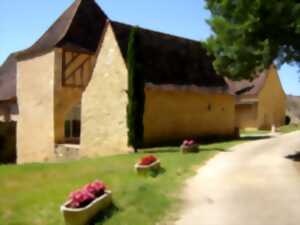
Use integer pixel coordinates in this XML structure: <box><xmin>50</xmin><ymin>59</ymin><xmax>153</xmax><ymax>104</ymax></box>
<box><xmin>126</xmin><ymin>27</ymin><xmax>145</xmax><ymax>151</ymax></box>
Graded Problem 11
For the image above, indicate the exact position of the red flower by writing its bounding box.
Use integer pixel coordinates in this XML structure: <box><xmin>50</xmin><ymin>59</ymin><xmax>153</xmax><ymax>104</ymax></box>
<box><xmin>84</xmin><ymin>180</ymin><xmax>106</xmax><ymax>197</ymax></box>
<box><xmin>67</xmin><ymin>180</ymin><xmax>107</xmax><ymax>209</ymax></box>
<box><xmin>139</xmin><ymin>155</ymin><xmax>158</xmax><ymax>166</ymax></box>
<box><xmin>68</xmin><ymin>189</ymin><xmax>95</xmax><ymax>208</ymax></box>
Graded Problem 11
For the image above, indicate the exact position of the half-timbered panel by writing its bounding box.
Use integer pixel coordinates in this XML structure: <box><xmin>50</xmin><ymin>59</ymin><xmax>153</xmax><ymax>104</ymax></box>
<box><xmin>62</xmin><ymin>50</ymin><xmax>93</xmax><ymax>88</ymax></box>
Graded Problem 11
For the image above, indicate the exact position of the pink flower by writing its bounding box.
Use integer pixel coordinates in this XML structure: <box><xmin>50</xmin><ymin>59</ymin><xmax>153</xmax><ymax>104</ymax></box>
<box><xmin>67</xmin><ymin>180</ymin><xmax>108</xmax><ymax>208</ymax></box>
<box><xmin>182</xmin><ymin>139</ymin><xmax>197</xmax><ymax>146</ymax></box>
<box><xmin>84</xmin><ymin>180</ymin><xmax>106</xmax><ymax>196</ymax></box>
<box><xmin>68</xmin><ymin>189</ymin><xmax>96</xmax><ymax>208</ymax></box>
<box><xmin>183</xmin><ymin>140</ymin><xmax>189</xmax><ymax>145</ymax></box>
<box><xmin>188</xmin><ymin>140</ymin><xmax>194</xmax><ymax>145</ymax></box>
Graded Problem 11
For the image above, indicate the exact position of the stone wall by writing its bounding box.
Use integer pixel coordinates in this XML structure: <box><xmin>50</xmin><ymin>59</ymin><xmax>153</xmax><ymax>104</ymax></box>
<box><xmin>17</xmin><ymin>52</ymin><xmax>56</xmax><ymax>163</ymax></box>
<box><xmin>257</xmin><ymin>66</ymin><xmax>286</xmax><ymax>129</ymax></box>
<box><xmin>80</xmin><ymin>24</ymin><xmax>131</xmax><ymax>157</ymax></box>
<box><xmin>235</xmin><ymin>103</ymin><xmax>258</xmax><ymax>130</ymax></box>
<box><xmin>143</xmin><ymin>86</ymin><xmax>236</xmax><ymax>145</ymax></box>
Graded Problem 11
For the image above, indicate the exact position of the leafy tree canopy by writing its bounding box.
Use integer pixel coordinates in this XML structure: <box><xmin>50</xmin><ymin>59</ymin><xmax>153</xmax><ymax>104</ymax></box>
<box><xmin>205</xmin><ymin>0</ymin><xmax>300</xmax><ymax>80</ymax></box>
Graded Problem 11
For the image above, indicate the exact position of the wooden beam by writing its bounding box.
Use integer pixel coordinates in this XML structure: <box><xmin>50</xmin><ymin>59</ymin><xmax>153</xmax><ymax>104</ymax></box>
<box><xmin>64</xmin><ymin>57</ymin><xmax>90</xmax><ymax>82</ymax></box>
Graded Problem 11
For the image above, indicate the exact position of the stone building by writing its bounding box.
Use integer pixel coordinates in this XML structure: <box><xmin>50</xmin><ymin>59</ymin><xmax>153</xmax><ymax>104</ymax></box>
<box><xmin>226</xmin><ymin>66</ymin><xmax>286</xmax><ymax>130</ymax></box>
<box><xmin>0</xmin><ymin>0</ymin><xmax>241</xmax><ymax>163</ymax></box>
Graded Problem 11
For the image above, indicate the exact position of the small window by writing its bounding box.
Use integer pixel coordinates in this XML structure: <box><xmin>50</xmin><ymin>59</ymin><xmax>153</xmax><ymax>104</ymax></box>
<box><xmin>64</xmin><ymin>120</ymin><xmax>71</xmax><ymax>138</ymax></box>
<box><xmin>64</xmin><ymin>105</ymin><xmax>81</xmax><ymax>143</ymax></box>
<box><xmin>64</xmin><ymin>120</ymin><xmax>81</xmax><ymax>139</ymax></box>
<box><xmin>72</xmin><ymin>120</ymin><xmax>81</xmax><ymax>138</ymax></box>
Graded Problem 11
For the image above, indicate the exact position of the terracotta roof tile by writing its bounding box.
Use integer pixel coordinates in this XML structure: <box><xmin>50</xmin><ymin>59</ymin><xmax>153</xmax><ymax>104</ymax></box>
<box><xmin>225</xmin><ymin>71</ymin><xmax>268</xmax><ymax>96</ymax></box>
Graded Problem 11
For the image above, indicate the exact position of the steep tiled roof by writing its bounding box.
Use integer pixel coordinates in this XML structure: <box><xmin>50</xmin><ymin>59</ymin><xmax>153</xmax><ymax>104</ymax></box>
<box><xmin>0</xmin><ymin>0</ymin><xmax>108</xmax><ymax>101</ymax></box>
<box><xmin>225</xmin><ymin>71</ymin><xmax>268</xmax><ymax>96</ymax></box>
<box><xmin>0</xmin><ymin>0</ymin><xmax>232</xmax><ymax>102</ymax></box>
<box><xmin>0</xmin><ymin>54</ymin><xmax>17</xmax><ymax>101</ymax></box>
<box><xmin>111</xmin><ymin>21</ymin><xmax>228</xmax><ymax>89</ymax></box>
<box><xmin>17</xmin><ymin>0</ymin><xmax>108</xmax><ymax>60</ymax></box>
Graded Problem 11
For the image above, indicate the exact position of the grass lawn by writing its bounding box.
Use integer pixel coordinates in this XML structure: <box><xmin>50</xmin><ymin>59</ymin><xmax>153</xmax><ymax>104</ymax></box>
<box><xmin>0</xmin><ymin>140</ymin><xmax>243</xmax><ymax>225</ymax></box>
<box><xmin>278</xmin><ymin>124</ymin><xmax>300</xmax><ymax>133</ymax></box>
<box><xmin>240</xmin><ymin>124</ymin><xmax>300</xmax><ymax>136</ymax></box>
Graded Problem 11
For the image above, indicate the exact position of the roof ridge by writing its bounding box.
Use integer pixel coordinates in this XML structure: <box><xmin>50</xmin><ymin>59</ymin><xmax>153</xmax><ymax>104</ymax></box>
<box><xmin>16</xmin><ymin>0</ymin><xmax>82</xmax><ymax>60</ymax></box>
<box><xmin>225</xmin><ymin>70</ymin><xmax>269</xmax><ymax>96</ymax></box>
<box><xmin>17</xmin><ymin>0</ymin><xmax>108</xmax><ymax>60</ymax></box>
<box><xmin>110</xmin><ymin>20</ymin><xmax>203</xmax><ymax>46</ymax></box>
<box><xmin>56</xmin><ymin>0</ymin><xmax>83</xmax><ymax>46</ymax></box>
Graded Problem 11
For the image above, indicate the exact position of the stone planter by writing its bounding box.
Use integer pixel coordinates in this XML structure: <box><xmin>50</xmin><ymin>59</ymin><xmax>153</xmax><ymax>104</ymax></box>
<box><xmin>135</xmin><ymin>160</ymin><xmax>161</xmax><ymax>175</ymax></box>
<box><xmin>61</xmin><ymin>190</ymin><xmax>112</xmax><ymax>225</ymax></box>
<box><xmin>180</xmin><ymin>144</ymin><xmax>199</xmax><ymax>153</ymax></box>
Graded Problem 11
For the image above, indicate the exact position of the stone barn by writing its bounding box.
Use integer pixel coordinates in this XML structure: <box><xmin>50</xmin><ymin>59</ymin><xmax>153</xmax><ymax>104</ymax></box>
<box><xmin>226</xmin><ymin>66</ymin><xmax>286</xmax><ymax>130</ymax></box>
<box><xmin>0</xmin><ymin>0</ymin><xmax>236</xmax><ymax>163</ymax></box>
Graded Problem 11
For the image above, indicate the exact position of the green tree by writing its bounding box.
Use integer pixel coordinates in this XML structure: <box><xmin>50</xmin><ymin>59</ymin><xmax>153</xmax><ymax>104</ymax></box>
<box><xmin>205</xmin><ymin>0</ymin><xmax>300</xmax><ymax>80</ymax></box>
<box><xmin>127</xmin><ymin>27</ymin><xmax>145</xmax><ymax>151</ymax></box>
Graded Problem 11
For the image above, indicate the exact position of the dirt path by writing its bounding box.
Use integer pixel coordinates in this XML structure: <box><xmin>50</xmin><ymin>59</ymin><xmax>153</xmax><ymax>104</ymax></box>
<box><xmin>174</xmin><ymin>131</ymin><xmax>300</xmax><ymax>225</ymax></box>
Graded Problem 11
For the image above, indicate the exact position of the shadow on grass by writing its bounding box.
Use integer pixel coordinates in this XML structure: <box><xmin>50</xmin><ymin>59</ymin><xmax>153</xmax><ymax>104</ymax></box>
<box><xmin>151</xmin><ymin>167</ymin><xmax>166</xmax><ymax>177</ymax></box>
<box><xmin>90</xmin><ymin>203</ymin><xmax>119</xmax><ymax>225</ymax></box>
<box><xmin>140</xmin><ymin>167</ymin><xmax>166</xmax><ymax>178</ymax></box>
<box><xmin>140</xmin><ymin>135</ymin><xmax>272</xmax><ymax>154</ymax></box>
<box><xmin>238</xmin><ymin>135</ymin><xmax>271</xmax><ymax>141</ymax></box>
<box><xmin>285</xmin><ymin>152</ymin><xmax>300</xmax><ymax>162</ymax></box>
<box><xmin>141</xmin><ymin>147</ymin><xmax>180</xmax><ymax>154</ymax></box>
<box><xmin>200</xmin><ymin>147</ymin><xmax>227</xmax><ymax>152</ymax></box>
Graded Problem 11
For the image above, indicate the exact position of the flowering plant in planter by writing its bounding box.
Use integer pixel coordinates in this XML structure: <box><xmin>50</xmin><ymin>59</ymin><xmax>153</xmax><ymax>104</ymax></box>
<box><xmin>181</xmin><ymin>139</ymin><xmax>199</xmax><ymax>153</ymax></box>
<box><xmin>135</xmin><ymin>155</ymin><xmax>160</xmax><ymax>175</ymax></box>
<box><xmin>61</xmin><ymin>180</ymin><xmax>112</xmax><ymax>225</ymax></box>
<box><xmin>139</xmin><ymin>155</ymin><xmax>158</xmax><ymax>166</ymax></box>
<box><xmin>67</xmin><ymin>181</ymin><xmax>106</xmax><ymax>209</ymax></box>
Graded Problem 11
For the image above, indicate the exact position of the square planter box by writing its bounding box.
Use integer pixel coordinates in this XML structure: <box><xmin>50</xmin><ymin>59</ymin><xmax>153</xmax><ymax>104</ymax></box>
<box><xmin>180</xmin><ymin>144</ymin><xmax>199</xmax><ymax>153</ymax></box>
<box><xmin>61</xmin><ymin>190</ymin><xmax>112</xmax><ymax>225</ymax></box>
<box><xmin>135</xmin><ymin>160</ymin><xmax>161</xmax><ymax>175</ymax></box>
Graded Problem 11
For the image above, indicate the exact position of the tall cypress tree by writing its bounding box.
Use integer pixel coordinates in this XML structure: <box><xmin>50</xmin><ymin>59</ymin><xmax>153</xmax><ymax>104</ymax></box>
<box><xmin>126</xmin><ymin>27</ymin><xmax>145</xmax><ymax>151</ymax></box>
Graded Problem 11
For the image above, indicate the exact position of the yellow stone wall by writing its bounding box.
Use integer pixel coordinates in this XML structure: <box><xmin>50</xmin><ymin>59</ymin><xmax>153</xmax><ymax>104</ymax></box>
<box><xmin>143</xmin><ymin>87</ymin><xmax>236</xmax><ymax>145</ymax></box>
<box><xmin>235</xmin><ymin>102</ymin><xmax>258</xmax><ymax>130</ymax></box>
<box><xmin>80</xmin><ymin>24</ymin><xmax>131</xmax><ymax>157</ymax></box>
<box><xmin>17</xmin><ymin>52</ymin><xmax>56</xmax><ymax>163</ymax></box>
<box><xmin>257</xmin><ymin>66</ymin><xmax>286</xmax><ymax>129</ymax></box>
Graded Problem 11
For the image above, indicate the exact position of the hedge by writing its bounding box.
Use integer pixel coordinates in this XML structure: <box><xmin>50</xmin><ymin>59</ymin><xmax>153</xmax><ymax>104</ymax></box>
<box><xmin>126</xmin><ymin>27</ymin><xmax>145</xmax><ymax>151</ymax></box>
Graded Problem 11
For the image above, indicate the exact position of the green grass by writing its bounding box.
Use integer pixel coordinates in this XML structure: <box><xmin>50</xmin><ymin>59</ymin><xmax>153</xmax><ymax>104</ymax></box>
<box><xmin>240</xmin><ymin>124</ymin><xmax>300</xmax><ymax>136</ymax></box>
<box><xmin>0</xmin><ymin>140</ymin><xmax>243</xmax><ymax>225</ymax></box>
<box><xmin>278</xmin><ymin>124</ymin><xmax>300</xmax><ymax>133</ymax></box>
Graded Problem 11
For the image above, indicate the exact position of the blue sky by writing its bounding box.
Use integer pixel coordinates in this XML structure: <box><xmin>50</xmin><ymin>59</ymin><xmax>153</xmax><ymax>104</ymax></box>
<box><xmin>0</xmin><ymin>0</ymin><xmax>299</xmax><ymax>95</ymax></box>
